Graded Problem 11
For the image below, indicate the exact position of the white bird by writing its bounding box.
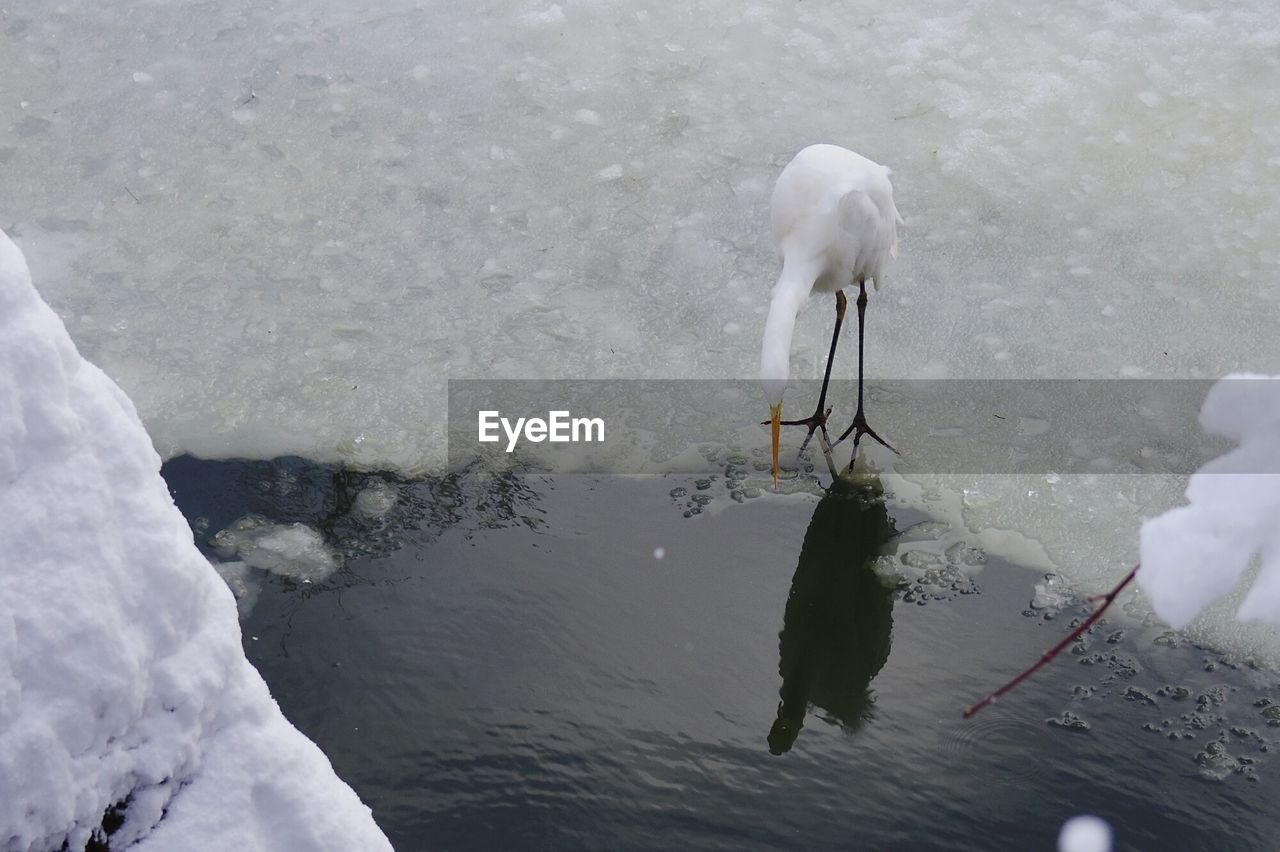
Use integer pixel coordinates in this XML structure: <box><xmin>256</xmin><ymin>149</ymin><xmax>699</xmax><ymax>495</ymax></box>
<box><xmin>761</xmin><ymin>144</ymin><xmax>903</xmax><ymax>485</ymax></box>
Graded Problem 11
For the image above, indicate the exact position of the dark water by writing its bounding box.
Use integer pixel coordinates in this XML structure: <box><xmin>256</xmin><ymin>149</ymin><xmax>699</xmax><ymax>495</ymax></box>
<box><xmin>162</xmin><ymin>457</ymin><xmax>1280</xmax><ymax>851</ymax></box>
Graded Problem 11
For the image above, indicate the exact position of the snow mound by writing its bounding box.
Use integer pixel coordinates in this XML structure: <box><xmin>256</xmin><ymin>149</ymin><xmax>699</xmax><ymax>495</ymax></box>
<box><xmin>0</xmin><ymin>230</ymin><xmax>390</xmax><ymax>851</ymax></box>
<box><xmin>1058</xmin><ymin>815</ymin><xmax>1112</xmax><ymax>852</ymax></box>
<box><xmin>1139</xmin><ymin>375</ymin><xmax>1280</xmax><ymax>628</ymax></box>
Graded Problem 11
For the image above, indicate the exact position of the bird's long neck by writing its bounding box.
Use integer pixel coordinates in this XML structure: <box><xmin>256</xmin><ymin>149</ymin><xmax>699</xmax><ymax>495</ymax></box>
<box><xmin>760</xmin><ymin>259</ymin><xmax>819</xmax><ymax>404</ymax></box>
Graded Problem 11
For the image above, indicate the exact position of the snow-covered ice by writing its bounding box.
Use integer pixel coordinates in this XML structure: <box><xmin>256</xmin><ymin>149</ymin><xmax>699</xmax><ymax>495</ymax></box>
<box><xmin>1140</xmin><ymin>375</ymin><xmax>1280</xmax><ymax>628</ymax></box>
<box><xmin>3</xmin><ymin>0</ymin><xmax>1280</xmax><ymax>655</ymax></box>
<box><xmin>5</xmin><ymin>0</ymin><xmax>1277</xmax><ymax>469</ymax></box>
<box><xmin>0</xmin><ymin>231</ymin><xmax>389</xmax><ymax>851</ymax></box>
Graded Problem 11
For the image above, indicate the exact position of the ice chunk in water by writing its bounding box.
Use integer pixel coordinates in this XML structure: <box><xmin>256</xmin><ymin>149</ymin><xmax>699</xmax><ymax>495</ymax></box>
<box><xmin>212</xmin><ymin>516</ymin><xmax>340</xmax><ymax>582</ymax></box>
<box><xmin>210</xmin><ymin>559</ymin><xmax>262</xmax><ymax>617</ymax></box>
<box><xmin>354</xmin><ymin>480</ymin><xmax>398</xmax><ymax>518</ymax></box>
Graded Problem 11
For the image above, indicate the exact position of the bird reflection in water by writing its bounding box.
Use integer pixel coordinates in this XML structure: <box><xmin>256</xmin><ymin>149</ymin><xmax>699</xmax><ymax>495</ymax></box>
<box><xmin>768</xmin><ymin>471</ymin><xmax>898</xmax><ymax>755</ymax></box>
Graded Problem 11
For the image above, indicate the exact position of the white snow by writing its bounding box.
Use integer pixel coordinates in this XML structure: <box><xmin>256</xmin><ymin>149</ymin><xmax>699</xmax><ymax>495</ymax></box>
<box><xmin>523</xmin><ymin>4</ymin><xmax>566</xmax><ymax>26</ymax></box>
<box><xmin>0</xmin><ymin>231</ymin><xmax>389</xmax><ymax>851</ymax></box>
<box><xmin>1139</xmin><ymin>375</ymin><xmax>1280</xmax><ymax>627</ymax></box>
<box><xmin>2</xmin><ymin>0</ymin><xmax>1279</xmax><ymax>656</ymax></box>
<box><xmin>1058</xmin><ymin>815</ymin><xmax>1113</xmax><ymax>852</ymax></box>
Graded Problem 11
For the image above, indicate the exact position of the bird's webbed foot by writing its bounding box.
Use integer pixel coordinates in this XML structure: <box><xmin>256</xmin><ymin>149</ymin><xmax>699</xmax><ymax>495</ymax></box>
<box><xmin>780</xmin><ymin>406</ymin><xmax>834</xmax><ymax>461</ymax></box>
<box><xmin>762</xmin><ymin>406</ymin><xmax>838</xmax><ymax>477</ymax></box>
<box><xmin>832</xmin><ymin>409</ymin><xmax>898</xmax><ymax>468</ymax></box>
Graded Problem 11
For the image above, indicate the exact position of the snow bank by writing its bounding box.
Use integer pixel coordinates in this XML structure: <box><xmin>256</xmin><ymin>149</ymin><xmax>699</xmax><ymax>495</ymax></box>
<box><xmin>1139</xmin><ymin>375</ymin><xmax>1280</xmax><ymax>628</ymax></box>
<box><xmin>0</xmin><ymin>230</ymin><xmax>389</xmax><ymax>851</ymax></box>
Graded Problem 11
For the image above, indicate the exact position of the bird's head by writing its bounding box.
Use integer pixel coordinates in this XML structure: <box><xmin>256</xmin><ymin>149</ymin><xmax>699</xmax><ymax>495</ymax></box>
<box><xmin>759</xmin><ymin>263</ymin><xmax>805</xmax><ymax>489</ymax></box>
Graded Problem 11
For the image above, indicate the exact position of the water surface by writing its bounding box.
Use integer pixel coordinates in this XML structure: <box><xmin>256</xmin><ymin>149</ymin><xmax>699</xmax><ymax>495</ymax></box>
<box><xmin>163</xmin><ymin>457</ymin><xmax>1280</xmax><ymax>850</ymax></box>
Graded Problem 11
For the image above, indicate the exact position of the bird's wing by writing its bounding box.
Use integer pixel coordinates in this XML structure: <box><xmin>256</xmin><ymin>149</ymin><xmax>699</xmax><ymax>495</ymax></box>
<box><xmin>837</xmin><ymin>188</ymin><xmax>899</xmax><ymax>287</ymax></box>
<box><xmin>837</xmin><ymin>188</ymin><xmax>879</xmax><ymax>235</ymax></box>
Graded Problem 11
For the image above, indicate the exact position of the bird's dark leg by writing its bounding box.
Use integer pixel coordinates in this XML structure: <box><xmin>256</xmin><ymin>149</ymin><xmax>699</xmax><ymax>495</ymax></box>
<box><xmin>775</xmin><ymin>292</ymin><xmax>845</xmax><ymax>462</ymax></box>
<box><xmin>834</xmin><ymin>280</ymin><xmax>897</xmax><ymax>465</ymax></box>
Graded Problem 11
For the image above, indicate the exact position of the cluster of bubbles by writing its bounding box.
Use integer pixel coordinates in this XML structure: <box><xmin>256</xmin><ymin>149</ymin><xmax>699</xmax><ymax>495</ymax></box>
<box><xmin>880</xmin><ymin>523</ymin><xmax>987</xmax><ymax>606</ymax></box>
<box><xmin>1047</xmin><ymin>711</ymin><xmax>1092</xmax><ymax>733</ymax></box>
<box><xmin>668</xmin><ymin>445</ymin><xmax>784</xmax><ymax>516</ymax></box>
<box><xmin>1039</xmin><ymin>583</ymin><xmax>1280</xmax><ymax>783</ymax></box>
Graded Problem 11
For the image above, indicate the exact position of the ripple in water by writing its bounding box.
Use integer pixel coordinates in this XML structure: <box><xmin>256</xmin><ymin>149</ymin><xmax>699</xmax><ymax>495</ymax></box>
<box><xmin>943</xmin><ymin>712</ymin><xmax>1052</xmax><ymax>784</ymax></box>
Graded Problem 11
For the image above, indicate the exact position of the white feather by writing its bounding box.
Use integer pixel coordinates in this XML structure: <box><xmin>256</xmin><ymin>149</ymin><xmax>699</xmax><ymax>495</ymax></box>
<box><xmin>759</xmin><ymin>144</ymin><xmax>902</xmax><ymax>404</ymax></box>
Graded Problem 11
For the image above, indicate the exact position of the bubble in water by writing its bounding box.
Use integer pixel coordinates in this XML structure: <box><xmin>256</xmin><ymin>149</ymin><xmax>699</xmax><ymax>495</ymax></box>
<box><xmin>653</xmin><ymin>547</ymin><xmax>665</xmax><ymax>560</ymax></box>
<box><xmin>1030</xmin><ymin>574</ymin><xmax>1070</xmax><ymax>612</ymax></box>
<box><xmin>1194</xmin><ymin>740</ymin><xmax>1257</xmax><ymax>782</ymax></box>
<box><xmin>354</xmin><ymin>480</ymin><xmax>398</xmax><ymax>518</ymax></box>
<box><xmin>1047</xmin><ymin>711</ymin><xmax>1092</xmax><ymax>732</ymax></box>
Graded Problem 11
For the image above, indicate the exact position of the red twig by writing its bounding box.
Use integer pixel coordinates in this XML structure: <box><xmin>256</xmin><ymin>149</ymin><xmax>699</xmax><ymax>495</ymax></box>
<box><xmin>963</xmin><ymin>564</ymin><xmax>1141</xmax><ymax>718</ymax></box>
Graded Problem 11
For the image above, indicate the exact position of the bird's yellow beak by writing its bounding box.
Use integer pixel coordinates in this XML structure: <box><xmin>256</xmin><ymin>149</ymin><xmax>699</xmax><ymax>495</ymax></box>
<box><xmin>769</xmin><ymin>402</ymin><xmax>782</xmax><ymax>488</ymax></box>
